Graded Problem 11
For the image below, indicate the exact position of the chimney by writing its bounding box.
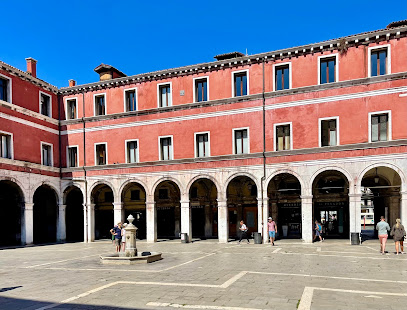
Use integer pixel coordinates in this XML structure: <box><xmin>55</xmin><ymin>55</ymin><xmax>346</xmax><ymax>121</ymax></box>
<box><xmin>69</xmin><ymin>79</ymin><xmax>76</xmax><ymax>87</ymax></box>
<box><xmin>25</xmin><ymin>57</ymin><xmax>37</xmax><ymax>78</ymax></box>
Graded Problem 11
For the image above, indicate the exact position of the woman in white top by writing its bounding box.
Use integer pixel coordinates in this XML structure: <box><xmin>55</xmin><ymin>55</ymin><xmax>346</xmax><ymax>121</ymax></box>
<box><xmin>238</xmin><ymin>220</ymin><xmax>250</xmax><ymax>244</ymax></box>
<box><xmin>121</xmin><ymin>223</ymin><xmax>127</xmax><ymax>252</ymax></box>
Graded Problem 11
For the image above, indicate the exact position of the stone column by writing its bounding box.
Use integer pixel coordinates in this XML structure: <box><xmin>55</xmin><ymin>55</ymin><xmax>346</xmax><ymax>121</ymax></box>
<box><xmin>301</xmin><ymin>195</ymin><xmax>313</xmax><ymax>243</ymax></box>
<box><xmin>23</xmin><ymin>202</ymin><xmax>34</xmax><ymax>245</ymax></box>
<box><xmin>260</xmin><ymin>197</ymin><xmax>270</xmax><ymax>243</ymax></box>
<box><xmin>146</xmin><ymin>195</ymin><xmax>157</xmax><ymax>243</ymax></box>
<box><xmin>57</xmin><ymin>204</ymin><xmax>66</xmax><ymax>242</ymax></box>
<box><xmin>400</xmin><ymin>192</ymin><xmax>407</xmax><ymax>229</ymax></box>
<box><xmin>180</xmin><ymin>196</ymin><xmax>192</xmax><ymax>242</ymax></box>
<box><xmin>257</xmin><ymin>197</ymin><xmax>263</xmax><ymax>233</ymax></box>
<box><xmin>87</xmin><ymin>203</ymin><xmax>95</xmax><ymax>242</ymax></box>
<box><xmin>349</xmin><ymin>193</ymin><xmax>362</xmax><ymax>237</ymax></box>
<box><xmin>83</xmin><ymin>203</ymin><xmax>88</xmax><ymax>243</ymax></box>
<box><xmin>204</xmin><ymin>204</ymin><xmax>213</xmax><ymax>238</ymax></box>
<box><xmin>113</xmin><ymin>202</ymin><xmax>124</xmax><ymax>225</ymax></box>
<box><xmin>217</xmin><ymin>199</ymin><xmax>228</xmax><ymax>243</ymax></box>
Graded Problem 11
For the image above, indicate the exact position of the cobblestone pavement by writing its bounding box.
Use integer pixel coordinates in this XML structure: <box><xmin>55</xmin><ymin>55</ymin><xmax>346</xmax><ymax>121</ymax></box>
<box><xmin>0</xmin><ymin>239</ymin><xmax>406</xmax><ymax>310</ymax></box>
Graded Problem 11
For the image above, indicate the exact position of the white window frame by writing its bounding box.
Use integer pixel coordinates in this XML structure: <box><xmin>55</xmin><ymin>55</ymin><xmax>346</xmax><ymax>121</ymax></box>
<box><xmin>231</xmin><ymin>69</ymin><xmax>250</xmax><ymax>97</ymax></box>
<box><xmin>368</xmin><ymin>110</ymin><xmax>392</xmax><ymax>143</ymax></box>
<box><xmin>317</xmin><ymin>53</ymin><xmax>339</xmax><ymax>85</ymax></box>
<box><xmin>39</xmin><ymin>91</ymin><xmax>52</xmax><ymax>117</ymax></box>
<box><xmin>273</xmin><ymin>122</ymin><xmax>293</xmax><ymax>151</ymax></box>
<box><xmin>64</xmin><ymin>97</ymin><xmax>78</xmax><ymax>120</ymax></box>
<box><xmin>66</xmin><ymin>145</ymin><xmax>79</xmax><ymax>168</ymax></box>
<box><xmin>272</xmin><ymin>62</ymin><xmax>292</xmax><ymax>91</ymax></box>
<box><xmin>158</xmin><ymin>135</ymin><xmax>174</xmax><ymax>161</ymax></box>
<box><xmin>40</xmin><ymin>141</ymin><xmax>53</xmax><ymax>167</ymax></box>
<box><xmin>368</xmin><ymin>44</ymin><xmax>391</xmax><ymax>77</ymax></box>
<box><xmin>94</xmin><ymin>142</ymin><xmax>108</xmax><ymax>165</ymax></box>
<box><xmin>125</xmin><ymin>139</ymin><xmax>139</xmax><ymax>163</ymax></box>
<box><xmin>318</xmin><ymin>116</ymin><xmax>340</xmax><ymax>147</ymax></box>
<box><xmin>157</xmin><ymin>82</ymin><xmax>173</xmax><ymax>108</ymax></box>
<box><xmin>232</xmin><ymin>127</ymin><xmax>250</xmax><ymax>154</ymax></box>
<box><xmin>93</xmin><ymin>93</ymin><xmax>107</xmax><ymax>116</ymax></box>
<box><xmin>123</xmin><ymin>87</ymin><xmax>138</xmax><ymax>112</ymax></box>
<box><xmin>0</xmin><ymin>130</ymin><xmax>14</xmax><ymax>159</ymax></box>
<box><xmin>193</xmin><ymin>76</ymin><xmax>210</xmax><ymax>103</ymax></box>
<box><xmin>0</xmin><ymin>73</ymin><xmax>12</xmax><ymax>104</ymax></box>
<box><xmin>194</xmin><ymin>131</ymin><xmax>211</xmax><ymax>158</ymax></box>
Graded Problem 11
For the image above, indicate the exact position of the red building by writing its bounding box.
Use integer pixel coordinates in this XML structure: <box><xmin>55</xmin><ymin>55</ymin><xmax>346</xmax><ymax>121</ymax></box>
<box><xmin>1</xmin><ymin>20</ymin><xmax>407</xmax><ymax>246</ymax></box>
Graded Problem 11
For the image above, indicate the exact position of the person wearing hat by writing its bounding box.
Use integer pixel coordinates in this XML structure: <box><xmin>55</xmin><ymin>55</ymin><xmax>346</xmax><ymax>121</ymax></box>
<box><xmin>267</xmin><ymin>217</ymin><xmax>277</xmax><ymax>245</ymax></box>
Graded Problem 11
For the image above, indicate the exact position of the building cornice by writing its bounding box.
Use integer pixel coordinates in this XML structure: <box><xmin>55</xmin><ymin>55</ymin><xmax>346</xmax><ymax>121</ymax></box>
<box><xmin>61</xmin><ymin>139</ymin><xmax>407</xmax><ymax>173</ymax></box>
<box><xmin>0</xmin><ymin>61</ymin><xmax>58</xmax><ymax>93</ymax></box>
<box><xmin>59</xmin><ymin>25</ymin><xmax>407</xmax><ymax>95</ymax></box>
<box><xmin>61</xmin><ymin>73</ymin><xmax>407</xmax><ymax>128</ymax></box>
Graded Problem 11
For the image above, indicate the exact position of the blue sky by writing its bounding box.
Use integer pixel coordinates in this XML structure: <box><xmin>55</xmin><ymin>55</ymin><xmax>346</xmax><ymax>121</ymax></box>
<box><xmin>1</xmin><ymin>0</ymin><xmax>406</xmax><ymax>87</ymax></box>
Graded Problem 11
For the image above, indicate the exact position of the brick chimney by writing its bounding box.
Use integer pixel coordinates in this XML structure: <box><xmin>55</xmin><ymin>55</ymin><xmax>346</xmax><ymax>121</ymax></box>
<box><xmin>69</xmin><ymin>79</ymin><xmax>76</xmax><ymax>87</ymax></box>
<box><xmin>25</xmin><ymin>57</ymin><xmax>37</xmax><ymax>78</ymax></box>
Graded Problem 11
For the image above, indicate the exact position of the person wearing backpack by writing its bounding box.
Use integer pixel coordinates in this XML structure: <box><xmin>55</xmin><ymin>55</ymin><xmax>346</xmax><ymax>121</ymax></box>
<box><xmin>313</xmin><ymin>220</ymin><xmax>323</xmax><ymax>242</ymax></box>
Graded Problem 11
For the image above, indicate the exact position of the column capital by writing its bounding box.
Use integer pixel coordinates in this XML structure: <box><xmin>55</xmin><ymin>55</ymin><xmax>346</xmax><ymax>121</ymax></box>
<box><xmin>180</xmin><ymin>200</ymin><xmax>190</xmax><ymax>204</ymax></box>
<box><xmin>58</xmin><ymin>204</ymin><xmax>66</xmax><ymax>210</ymax></box>
<box><xmin>348</xmin><ymin>193</ymin><xmax>362</xmax><ymax>198</ymax></box>
<box><xmin>300</xmin><ymin>195</ymin><xmax>313</xmax><ymax>199</ymax></box>
<box><xmin>400</xmin><ymin>191</ymin><xmax>407</xmax><ymax>196</ymax></box>
<box><xmin>113</xmin><ymin>202</ymin><xmax>123</xmax><ymax>210</ymax></box>
<box><xmin>257</xmin><ymin>197</ymin><xmax>269</xmax><ymax>202</ymax></box>
<box><xmin>24</xmin><ymin>202</ymin><xmax>34</xmax><ymax>210</ymax></box>
<box><xmin>216</xmin><ymin>199</ymin><xmax>227</xmax><ymax>204</ymax></box>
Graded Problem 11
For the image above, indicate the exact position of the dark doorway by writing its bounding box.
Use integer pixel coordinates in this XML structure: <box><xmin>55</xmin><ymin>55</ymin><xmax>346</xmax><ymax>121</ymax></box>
<box><xmin>191</xmin><ymin>206</ymin><xmax>205</xmax><ymax>237</ymax></box>
<box><xmin>33</xmin><ymin>185</ymin><xmax>57</xmax><ymax>244</ymax></box>
<box><xmin>155</xmin><ymin>181</ymin><xmax>180</xmax><ymax>239</ymax></box>
<box><xmin>65</xmin><ymin>186</ymin><xmax>84</xmax><ymax>242</ymax></box>
<box><xmin>92</xmin><ymin>184</ymin><xmax>114</xmax><ymax>240</ymax></box>
<box><xmin>122</xmin><ymin>183</ymin><xmax>146</xmax><ymax>239</ymax></box>
<box><xmin>0</xmin><ymin>181</ymin><xmax>23</xmax><ymax>246</ymax></box>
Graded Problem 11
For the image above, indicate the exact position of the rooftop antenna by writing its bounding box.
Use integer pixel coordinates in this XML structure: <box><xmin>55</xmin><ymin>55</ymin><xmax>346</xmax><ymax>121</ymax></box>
<box><xmin>245</xmin><ymin>48</ymin><xmax>248</xmax><ymax>56</ymax></box>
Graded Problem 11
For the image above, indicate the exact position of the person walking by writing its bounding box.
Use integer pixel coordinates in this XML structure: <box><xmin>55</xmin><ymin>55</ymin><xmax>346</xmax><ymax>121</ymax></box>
<box><xmin>267</xmin><ymin>217</ymin><xmax>277</xmax><ymax>246</ymax></box>
<box><xmin>313</xmin><ymin>220</ymin><xmax>323</xmax><ymax>242</ymax></box>
<box><xmin>390</xmin><ymin>219</ymin><xmax>406</xmax><ymax>255</ymax></box>
<box><xmin>376</xmin><ymin>216</ymin><xmax>390</xmax><ymax>255</ymax></box>
<box><xmin>110</xmin><ymin>222</ymin><xmax>122</xmax><ymax>253</ymax></box>
<box><xmin>238</xmin><ymin>220</ymin><xmax>249</xmax><ymax>244</ymax></box>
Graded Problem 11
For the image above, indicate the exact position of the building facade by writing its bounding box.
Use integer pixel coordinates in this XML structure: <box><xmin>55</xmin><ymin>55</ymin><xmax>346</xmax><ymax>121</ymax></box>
<box><xmin>1</xmin><ymin>21</ymin><xmax>407</xmax><ymax>246</ymax></box>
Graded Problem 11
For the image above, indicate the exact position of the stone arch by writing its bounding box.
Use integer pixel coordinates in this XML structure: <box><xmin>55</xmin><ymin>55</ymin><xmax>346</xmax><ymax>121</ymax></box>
<box><xmin>266</xmin><ymin>169</ymin><xmax>305</xmax><ymax>195</ymax></box>
<box><xmin>118</xmin><ymin>179</ymin><xmax>149</xmax><ymax>198</ymax></box>
<box><xmin>224</xmin><ymin>172</ymin><xmax>260</xmax><ymax>195</ymax></box>
<box><xmin>150</xmin><ymin>176</ymin><xmax>184</xmax><ymax>197</ymax></box>
<box><xmin>357</xmin><ymin>162</ymin><xmax>406</xmax><ymax>192</ymax></box>
<box><xmin>310</xmin><ymin>166</ymin><xmax>354</xmax><ymax>194</ymax></box>
<box><xmin>0</xmin><ymin>176</ymin><xmax>26</xmax><ymax>202</ymax></box>
<box><xmin>89</xmin><ymin>180</ymin><xmax>116</xmax><ymax>203</ymax></box>
<box><xmin>62</xmin><ymin>183</ymin><xmax>85</xmax><ymax>203</ymax></box>
<box><xmin>64</xmin><ymin>185</ymin><xmax>84</xmax><ymax>242</ymax></box>
<box><xmin>0</xmin><ymin>179</ymin><xmax>25</xmax><ymax>246</ymax></box>
<box><xmin>91</xmin><ymin>182</ymin><xmax>115</xmax><ymax>240</ymax></box>
<box><xmin>32</xmin><ymin>181</ymin><xmax>60</xmax><ymax>203</ymax></box>
<box><xmin>186</xmin><ymin>174</ymin><xmax>222</xmax><ymax>195</ymax></box>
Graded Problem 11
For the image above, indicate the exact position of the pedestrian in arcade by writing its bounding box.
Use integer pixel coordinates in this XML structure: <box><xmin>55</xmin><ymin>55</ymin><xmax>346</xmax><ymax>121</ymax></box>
<box><xmin>238</xmin><ymin>220</ymin><xmax>249</xmax><ymax>244</ymax></box>
<box><xmin>267</xmin><ymin>217</ymin><xmax>277</xmax><ymax>246</ymax></box>
<box><xmin>313</xmin><ymin>220</ymin><xmax>323</xmax><ymax>242</ymax></box>
<box><xmin>376</xmin><ymin>216</ymin><xmax>390</xmax><ymax>255</ymax></box>
<box><xmin>110</xmin><ymin>222</ymin><xmax>122</xmax><ymax>252</ymax></box>
<box><xmin>390</xmin><ymin>218</ymin><xmax>406</xmax><ymax>255</ymax></box>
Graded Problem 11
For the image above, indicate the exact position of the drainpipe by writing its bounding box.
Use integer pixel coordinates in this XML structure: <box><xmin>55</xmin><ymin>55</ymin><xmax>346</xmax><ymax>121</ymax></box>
<box><xmin>261</xmin><ymin>58</ymin><xmax>266</xmax><ymax>237</ymax></box>
<box><xmin>82</xmin><ymin>91</ymin><xmax>88</xmax><ymax>242</ymax></box>
<box><xmin>58</xmin><ymin>93</ymin><xmax>62</xmax><ymax>177</ymax></box>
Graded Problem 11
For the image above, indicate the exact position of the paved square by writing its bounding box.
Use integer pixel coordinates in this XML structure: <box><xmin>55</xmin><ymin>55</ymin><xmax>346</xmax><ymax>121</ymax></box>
<box><xmin>0</xmin><ymin>240</ymin><xmax>406</xmax><ymax>309</ymax></box>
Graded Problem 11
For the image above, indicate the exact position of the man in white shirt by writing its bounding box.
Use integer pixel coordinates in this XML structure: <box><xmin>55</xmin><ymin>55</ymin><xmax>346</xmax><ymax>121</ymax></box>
<box><xmin>238</xmin><ymin>220</ymin><xmax>250</xmax><ymax>244</ymax></box>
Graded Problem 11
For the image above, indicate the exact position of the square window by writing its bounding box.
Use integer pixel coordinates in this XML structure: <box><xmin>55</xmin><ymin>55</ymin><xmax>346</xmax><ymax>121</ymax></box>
<box><xmin>40</xmin><ymin>93</ymin><xmax>51</xmax><ymax>117</ymax></box>
<box><xmin>195</xmin><ymin>133</ymin><xmax>209</xmax><ymax>158</ymax></box>
<box><xmin>319</xmin><ymin>56</ymin><xmax>336</xmax><ymax>84</ymax></box>
<box><xmin>125</xmin><ymin>89</ymin><xmax>137</xmax><ymax>112</ymax></box>
<box><xmin>67</xmin><ymin>146</ymin><xmax>78</xmax><ymax>167</ymax></box>
<box><xmin>275</xmin><ymin>64</ymin><xmax>290</xmax><ymax>90</ymax></box>
<box><xmin>233</xmin><ymin>72</ymin><xmax>248</xmax><ymax>97</ymax></box>
<box><xmin>321</xmin><ymin>119</ymin><xmax>338</xmax><ymax>147</ymax></box>
<box><xmin>371</xmin><ymin>113</ymin><xmax>389</xmax><ymax>142</ymax></box>
<box><xmin>94</xmin><ymin>94</ymin><xmax>106</xmax><ymax>116</ymax></box>
<box><xmin>66</xmin><ymin>99</ymin><xmax>77</xmax><ymax>119</ymax></box>
<box><xmin>234</xmin><ymin>129</ymin><xmax>249</xmax><ymax>154</ymax></box>
<box><xmin>275</xmin><ymin>124</ymin><xmax>291</xmax><ymax>151</ymax></box>
<box><xmin>159</xmin><ymin>137</ymin><xmax>173</xmax><ymax>160</ymax></box>
<box><xmin>194</xmin><ymin>78</ymin><xmax>208</xmax><ymax>102</ymax></box>
<box><xmin>0</xmin><ymin>76</ymin><xmax>11</xmax><ymax>102</ymax></box>
<box><xmin>159</xmin><ymin>84</ymin><xmax>172</xmax><ymax>107</ymax></box>
<box><xmin>41</xmin><ymin>143</ymin><xmax>52</xmax><ymax>166</ymax></box>
<box><xmin>126</xmin><ymin>140</ymin><xmax>138</xmax><ymax>163</ymax></box>
<box><xmin>371</xmin><ymin>48</ymin><xmax>388</xmax><ymax>77</ymax></box>
<box><xmin>158</xmin><ymin>188</ymin><xmax>169</xmax><ymax>199</ymax></box>
<box><xmin>95</xmin><ymin>143</ymin><xmax>107</xmax><ymax>165</ymax></box>
<box><xmin>0</xmin><ymin>133</ymin><xmax>12</xmax><ymax>159</ymax></box>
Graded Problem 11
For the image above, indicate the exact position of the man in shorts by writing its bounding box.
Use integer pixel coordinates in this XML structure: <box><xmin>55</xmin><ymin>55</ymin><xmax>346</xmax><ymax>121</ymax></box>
<box><xmin>267</xmin><ymin>217</ymin><xmax>277</xmax><ymax>246</ymax></box>
<box><xmin>376</xmin><ymin>216</ymin><xmax>390</xmax><ymax>254</ymax></box>
<box><xmin>110</xmin><ymin>222</ymin><xmax>122</xmax><ymax>252</ymax></box>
